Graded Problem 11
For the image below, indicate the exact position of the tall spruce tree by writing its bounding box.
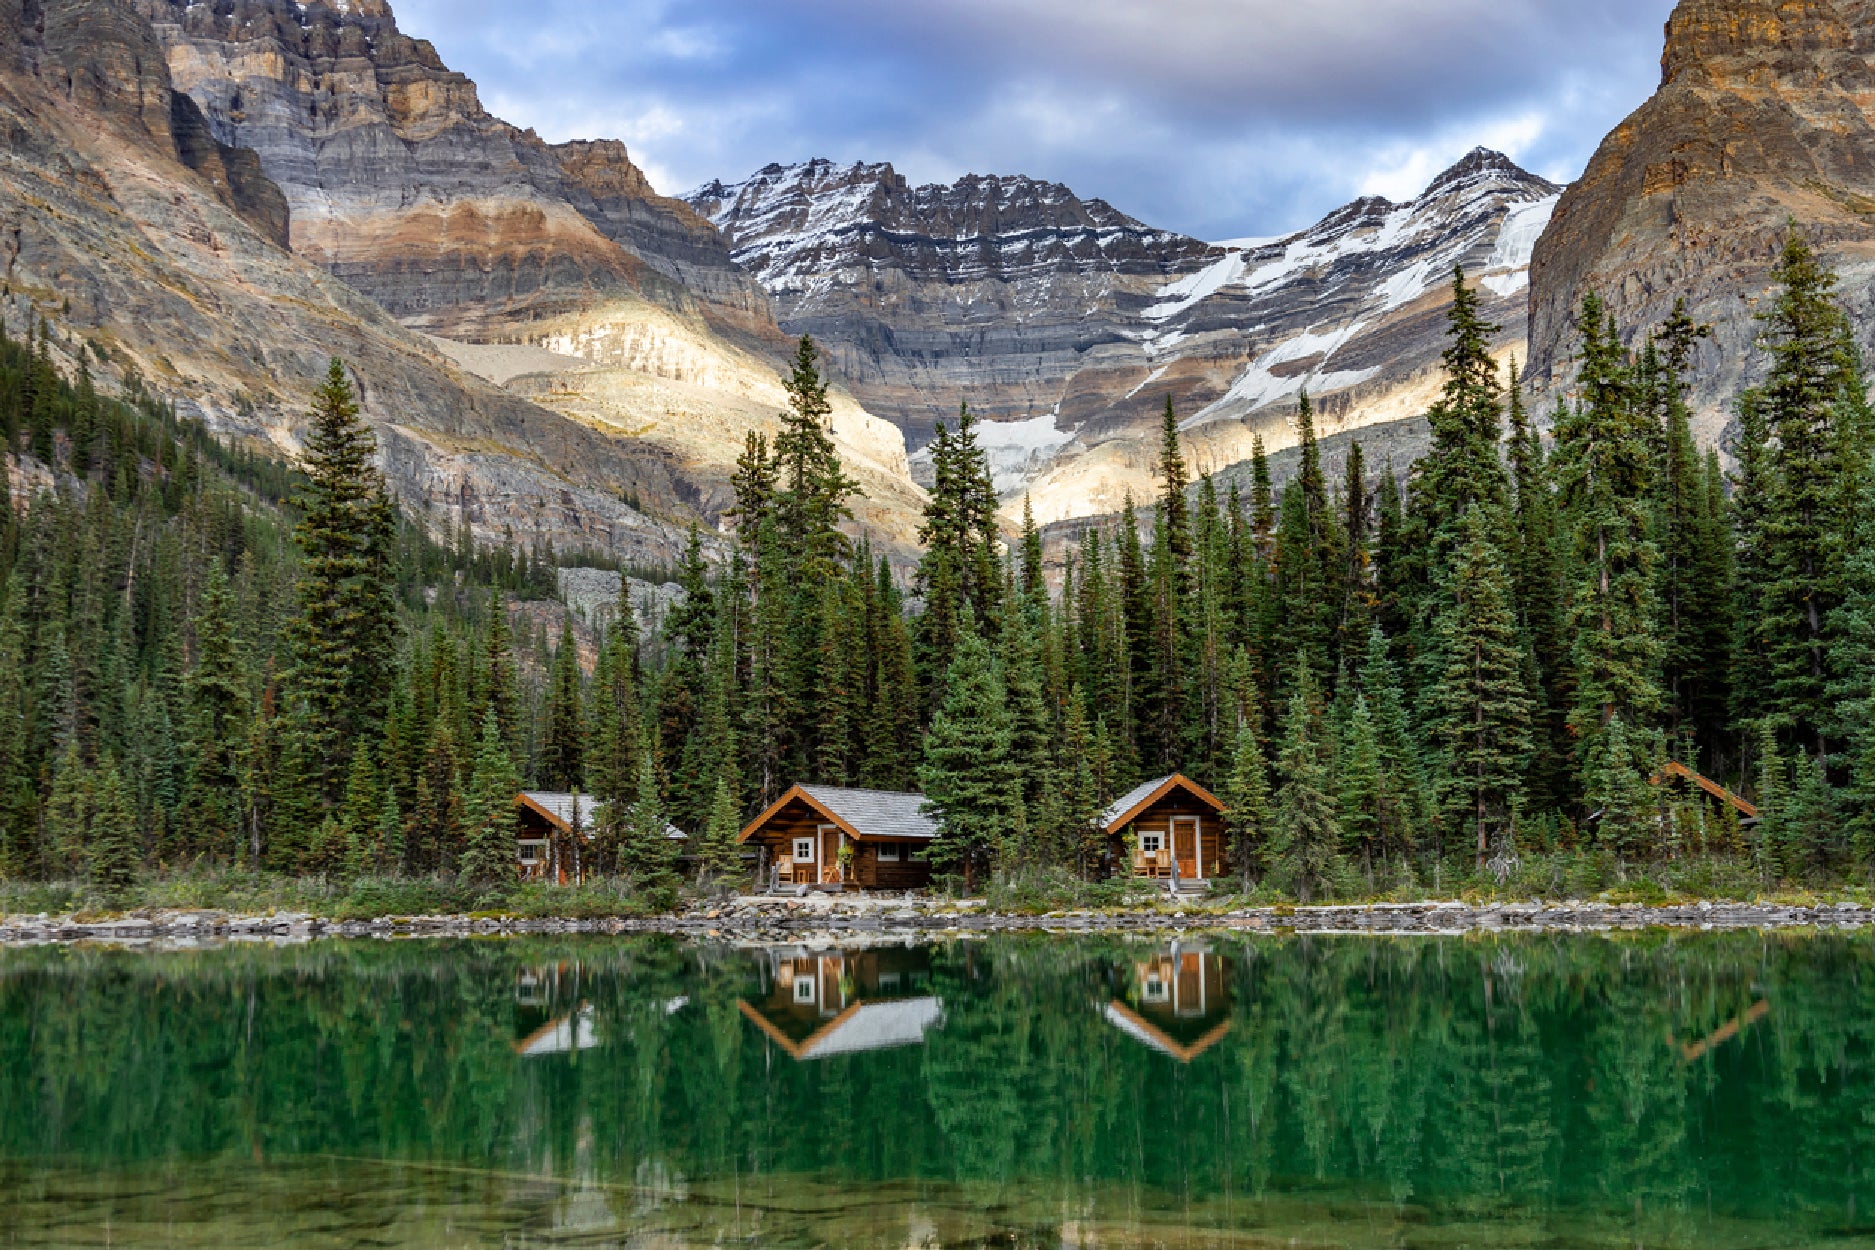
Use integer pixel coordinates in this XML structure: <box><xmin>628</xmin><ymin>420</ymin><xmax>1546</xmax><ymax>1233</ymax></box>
<box><xmin>287</xmin><ymin>359</ymin><xmax>396</xmax><ymax>798</ymax></box>
<box><xmin>1554</xmin><ymin>294</ymin><xmax>1662</xmax><ymax>798</ymax></box>
<box><xmin>1737</xmin><ymin>232</ymin><xmax>1871</xmax><ymax>764</ymax></box>
<box><xmin>1268</xmin><ymin>657</ymin><xmax>1343</xmax><ymax>901</ymax></box>
<box><xmin>1424</xmin><ymin>507</ymin><xmax>1533</xmax><ymax>869</ymax></box>
<box><xmin>918</xmin><ymin>620</ymin><xmax>1019</xmax><ymax>890</ymax></box>
<box><xmin>461</xmin><ymin>709</ymin><xmax>521</xmax><ymax>886</ymax></box>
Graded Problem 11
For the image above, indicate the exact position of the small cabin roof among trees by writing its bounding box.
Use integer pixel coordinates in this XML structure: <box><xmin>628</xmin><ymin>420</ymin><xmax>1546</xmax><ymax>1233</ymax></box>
<box><xmin>1099</xmin><ymin>773</ymin><xmax>1225</xmax><ymax>833</ymax></box>
<box><xmin>516</xmin><ymin>792</ymin><xmax>684</xmax><ymax>840</ymax></box>
<box><xmin>739</xmin><ymin>783</ymin><xmax>938</xmax><ymax>843</ymax></box>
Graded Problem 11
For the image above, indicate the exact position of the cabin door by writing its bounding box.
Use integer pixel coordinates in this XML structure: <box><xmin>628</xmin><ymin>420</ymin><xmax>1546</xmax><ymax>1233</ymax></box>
<box><xmin>1172</xmin><ymin>817</ymin><xmax>1201</xmax><ymax>880</ymax></box>
<box><xmin>818</xmin><ymin>825</ymin><xmax>843</xmax><ymax>884</ymax></box>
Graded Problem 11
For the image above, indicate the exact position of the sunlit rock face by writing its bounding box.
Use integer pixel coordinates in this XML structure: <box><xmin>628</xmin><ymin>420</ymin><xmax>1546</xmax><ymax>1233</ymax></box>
<box><xmin>0</xmin><ymin>0</ymin><xmax>716</xmax><ymax>565</ymax></box>
<box><xmin>115</xmin><ymin>0</ymin><xmax>930</xmax><ymax>554</ymax></box>
<box><xmin>693</xmin><ymin>151</ymin><xmax>1559</xmax><ymax>523</ymax></box>
<box><xmin>1526</xmin><ymin>0</ymin><xmax>1874</xmax><ymax>445</ymax></box>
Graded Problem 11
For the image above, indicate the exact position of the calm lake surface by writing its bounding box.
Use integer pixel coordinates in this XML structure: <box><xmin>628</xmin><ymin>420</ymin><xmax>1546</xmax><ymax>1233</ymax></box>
<box><xmin>0</xmin><ymin>930</ymin><xmax>1868</xmax><ymax>1249</ymax></box>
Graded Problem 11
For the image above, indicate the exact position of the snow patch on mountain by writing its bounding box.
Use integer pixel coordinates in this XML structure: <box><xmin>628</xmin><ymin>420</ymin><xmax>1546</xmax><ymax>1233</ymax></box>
<box><xmin>908</xmin><ymin>411</ymin><xmax>1073</xmax><ymax>495</ymax></box>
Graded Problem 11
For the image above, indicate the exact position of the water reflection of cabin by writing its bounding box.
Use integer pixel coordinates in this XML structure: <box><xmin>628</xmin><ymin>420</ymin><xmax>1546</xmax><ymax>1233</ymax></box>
<box><xmin>738</xmin><ymin>784</ymin><xmax>937</xmax><ymax>889</ymax></box>
<box><xmin>514</xmin><ymin>790</ymin><xmax>685</xmax><ymax>883</ymax></box>
<box><xmin>1101</xmin><ymin>773</ymin><xmax>1227</xmax><ymax>881</ymax></box>
<box><xmin>738</xmin><ymin>947</ymin><xmax>943</xmax><ymax>1060</ymax></box>
<box><xmin>1104</xmin><ymin>942</ymin><xmax>1232</xmax><ymax>1062</ymax></box>
<box><xmin>512</xmin><ymin>962</ymin><xmax>602</xmax><ymax>1055</ymax></box>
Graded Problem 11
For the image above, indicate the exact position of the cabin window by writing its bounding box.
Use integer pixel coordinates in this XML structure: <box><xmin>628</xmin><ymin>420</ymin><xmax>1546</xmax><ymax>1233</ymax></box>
<box><xmin>793</xmin><ymin>837</ymin><xmax>815</xmax><ymax>863</ymax></box>
<box><xmin>793</xmin><ymin>976</ymin><xmax>817</xmax><ymax>1003</ymax></box>
<box><xmin>1139</xmin><ymin>832</ymin><xmax>1164</xmax><ymax>855</ymax></box>
<box><xmin>1144</xmin><ymin>973</ymin><xmax>1168</xmax><ymax>1002</ymax></box>
<box><xmin>518</xmin><ymin>840</ymin><xmax>548</xmax><ymax>865</ymax></box>
<box><xmin>878</xmin><ymin>843</ymin><xmax>901</xmax><ymax>862</ymax></box>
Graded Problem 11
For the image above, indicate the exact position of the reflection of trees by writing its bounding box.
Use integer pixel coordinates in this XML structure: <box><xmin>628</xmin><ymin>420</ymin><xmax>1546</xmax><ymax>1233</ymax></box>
<box><xmin>0</xmin><ymin>930</ymin><xmax>1867</xmax><ymax>1238</ymax></box>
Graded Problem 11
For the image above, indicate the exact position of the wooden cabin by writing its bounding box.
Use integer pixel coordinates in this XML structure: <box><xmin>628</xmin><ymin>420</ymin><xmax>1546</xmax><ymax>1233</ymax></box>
<box><xmin>1103</xmin><ymin>941</ymin><xmax>1232</xmax><ymax>1062</ymax></box>
<box><xmin>738</xmin><ymin>784</ymin><xmax>937</xmax><ymax>890</ymax></box>
<box><xmin>1101</xmin><ymin>773</ymin><xmax>1227</xmax><ymax>882</ymax></box>
<box><xmin>738</xmin><ymin>946</ymin><xmax>943</xmax><ymax>1060</ymax></box>
<box><xmin>514</xmin><ymin>790</ymin><xmax>685</xmax><ymax>884</ymax></box>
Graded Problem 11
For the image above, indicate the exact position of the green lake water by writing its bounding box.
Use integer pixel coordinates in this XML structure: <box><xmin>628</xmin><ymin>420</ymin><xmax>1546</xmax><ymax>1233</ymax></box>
<box><xmin>0</xmin><ymin>930</ymin><xmax>1868</xmax><ymax>1248</ymax></box>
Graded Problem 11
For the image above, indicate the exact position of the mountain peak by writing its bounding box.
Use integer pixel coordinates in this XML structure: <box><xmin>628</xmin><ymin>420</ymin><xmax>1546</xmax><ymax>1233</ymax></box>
<box><xmin>1419</xmin><ymin>147</ymin><xmax>1557</xmax><ymax>201</ymax></box>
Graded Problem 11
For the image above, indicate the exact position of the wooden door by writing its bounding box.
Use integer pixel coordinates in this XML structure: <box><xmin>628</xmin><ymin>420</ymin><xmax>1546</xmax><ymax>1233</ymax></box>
<box><xmin>1172</xmin><ymin>817</ymin><xmax>1199</xmax><ymax>879</ymax></box>
<box><xmin>819</xmin><ymin>825</ymin><xmax>843</xmax><ymax>884</ymax></box>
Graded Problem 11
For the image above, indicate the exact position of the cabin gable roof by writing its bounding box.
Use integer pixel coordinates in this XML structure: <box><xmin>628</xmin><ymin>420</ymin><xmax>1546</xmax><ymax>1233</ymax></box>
<box><xmin>517</xmin><ymin>791</ymin><xmax>683</xmax><ymax>840</ymax></box>
<box><xmin>1099</xmin><ymin>773</ymin><xmax>1225</xmax><ymax>833</ymax></box>
<box><xmin>739</xmin><ymin>783</ymin><xmax>938</xmax><ymax>843</ymax></box>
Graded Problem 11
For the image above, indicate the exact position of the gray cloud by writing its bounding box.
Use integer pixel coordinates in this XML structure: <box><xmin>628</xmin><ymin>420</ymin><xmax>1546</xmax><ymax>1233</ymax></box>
<box><xmin>392</xmin><ymin>0</ymin><xmax>1675</xmax><ymax>239</ymax></box>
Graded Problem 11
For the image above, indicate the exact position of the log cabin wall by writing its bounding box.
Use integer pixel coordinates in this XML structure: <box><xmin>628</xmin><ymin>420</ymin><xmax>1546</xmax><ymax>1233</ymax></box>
<box><xmin>1116</xmin><ymin>795</ymin><xmax>1226</xmax><ymax>879</ymax></box>
<box><xmin>743</xmin><ymin>797</ymin><xmax>934</xmax><ymax>888</ymax></box>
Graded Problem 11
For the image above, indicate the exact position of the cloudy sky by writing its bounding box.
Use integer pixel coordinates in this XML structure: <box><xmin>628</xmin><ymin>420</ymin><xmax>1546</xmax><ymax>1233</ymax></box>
<box><xmin>390</xmin><ymin>0</ymin><xmax>1676</xmax><ymax>241</ymax></box>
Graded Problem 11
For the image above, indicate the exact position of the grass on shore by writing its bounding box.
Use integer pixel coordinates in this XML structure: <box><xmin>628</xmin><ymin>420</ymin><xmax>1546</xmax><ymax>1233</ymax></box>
<box><xmin>0</xmin><ymin>853</ymin><xmax>1867</xmax><ymax>922</ymax></box>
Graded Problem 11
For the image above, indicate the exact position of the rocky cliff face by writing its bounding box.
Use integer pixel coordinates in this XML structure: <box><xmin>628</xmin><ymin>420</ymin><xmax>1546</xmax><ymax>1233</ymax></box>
<box><xmin>689</xmin><ymin>159</ymin><xmax>1215</xmax><ymax>445</ymax></box>
<box><xmin>0</xmin><ymin>0</ymin><xmax>736</xmax><ymax>566</ymax></box>
<box><xmin>1527</xmin><ymin>0</ymin><xmax>1873</xmax><ymax>441</ymax></box>
<box><xmin>694</xmin><ymin>150</ymin><xmax>1559</xmax><ymax>523</ymax></box>
<box><xmin>135</xmin><ymin>0</ymin><xmax>772</xmax><ymax>339</ymax></box>
<box><xmin>131</xmin><ymin>0</ymin><xmax>929</xmax><ymax>551</ymax></box>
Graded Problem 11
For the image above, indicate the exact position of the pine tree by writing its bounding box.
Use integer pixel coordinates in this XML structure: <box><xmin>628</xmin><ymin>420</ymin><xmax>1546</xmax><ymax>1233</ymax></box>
<box><xmin>1220</xmin><ymin>711</ymin><xmax>1273</xmax><ymax>891</ymax></box>
<box><xmin>87</xmin><ymin>756</ymin><xmax>138</xmax><ymax>900</ymax></box>
<box><xmin>1554</xmin><ymin>294</ymin><xmax>1662</xmax><ymax>796</ymax></box>
<box><xmin>1583</xmin><ymin>712</ymin><xmax>1661</xmax><ymax>862</ymax></box>
<box><xmin>287</xmin><ymin>358</ymin><xmax>396</xmax><ymax>798</ymax></box>
<box><xmin>1425</xmin><ymin>507</ymin><xmax>1532</xmax><ymax>869</ymax></box>
<box><xmin>1273</xmin><ymin>393</ymin><xmax>1341</xmax><ymax>689</ymax></box>
<box><xmin>540</xmin><ymin>617</ymin><xmax>584</xmax><ymax>791</ymax></box>
<box><xmin>461</xmin><ymin>709</ymin><xmax>521</xmax><ymax>886</ymax></box>
<box><xmin>0</xmin><ymin>574</ymin><xmax>33</xmax><ymax>876</ymax></box>
<box><xmin>1739</xmin><ymin>232</ymin><xmax>1871</xmax><ymax>764</ymax></box>
<box><xmin>774</xmin><ymin>334</ymin><xmax>860</xmax><ymax>578</ymax></box>
<box><xmin>1019</xmin><ymin>494</ymin><xmax>1045</xmax><ymax>605</ymax></box>
<box><xmin>1357</xmin><ymin>627</ymin><xmax>1426</xmax><ymax>868</ymax></box>
<box><xmin>918</xmin><ymin>620</ymin><xmax>1020</xmax><ymax>890</ymax></box>
<box><xmin>1268</xmin><ymin>658</ymin><xmax>1343</xmax><ymax>902</ymax></box>
<box><xmin>336</xmin><ymin>744</ymin><xmax>383</xmax><ymax>876</ymax></box>
<box><xmin>1336</xmin><ymin>694</ymin><xmax>1390</xmax><ymax>887</ymax></box>
<box><xmin>181</xmin><ymin>557</ymin><xmax>246</xmax><ymax>858</ymax></box>
<box><xmin>698</xmin><ymin>777</ymin><xmax>745</xmax><ymax>884</ymax></box>
<box><xmin>1504</xmin><ymin>365</ymin><xmax>1572</xmax><ymax>810</ymax></box>
<box><xmin>621</xmin><ymin>748</ymin><xmax>677</xmax><ymax>886</ymax></box>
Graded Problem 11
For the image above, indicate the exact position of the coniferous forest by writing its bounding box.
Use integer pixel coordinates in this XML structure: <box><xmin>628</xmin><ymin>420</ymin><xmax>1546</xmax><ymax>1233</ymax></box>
<box><xmin>0</xmin><ymin>234</ymin><xmax>1869</xmax><ymax>912</ymax></box>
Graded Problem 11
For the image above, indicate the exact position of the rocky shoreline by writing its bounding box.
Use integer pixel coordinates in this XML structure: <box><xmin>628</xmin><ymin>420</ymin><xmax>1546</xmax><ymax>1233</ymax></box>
<box><xmin>1</xmin><ymin>898</ymin><xmax>1868</xmax><ymax>948</ymax></box>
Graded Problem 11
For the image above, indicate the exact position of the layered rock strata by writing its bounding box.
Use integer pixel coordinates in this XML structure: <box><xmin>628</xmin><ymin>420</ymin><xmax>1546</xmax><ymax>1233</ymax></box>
<box><xmin>1526</xmin><ymin>0</ymin><xmax>1874</xmax><ymax>441</ymax></box>
<box><xmin>131</xmin><ymin>0</ymin><xmax>929</xmax><ymax>551</ymax></box>
<box><xmin>695</xmin><ymin>151</ymin><xmax>1559</xmax><ymax>523</ymax></box>
<box><xmin>0</xmin><ymin>0</ymin><xmax>710</xmax><ymax>565</ymax></box>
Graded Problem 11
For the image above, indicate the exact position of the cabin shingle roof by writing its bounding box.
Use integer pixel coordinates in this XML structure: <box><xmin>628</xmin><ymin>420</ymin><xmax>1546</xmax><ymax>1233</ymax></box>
<box><xmin>797</xmin><ymin>785</ymin><xmax>939</xmax><ymax>841</ymax></box>
<box><xmin>1098</xmin><ymin>773</ymin><xmax>1225</xmax><ymax>832</ymax></box>
<box><xmin>518</xmin><ymin>791</ymin><xmax>684</xmax><ymax>840</ymax></box>
<box><xmin>1100</xmin><ymin>776</ymin><xmax>1173</xmax><ymax>830</ymax></box>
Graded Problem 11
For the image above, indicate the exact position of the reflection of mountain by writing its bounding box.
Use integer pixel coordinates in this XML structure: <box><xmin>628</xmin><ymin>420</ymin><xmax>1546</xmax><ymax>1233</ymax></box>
<box><xmin>1104</xmin><ymin>943</ymin><xmax>1232</xmax><ymax>1062</ymax></box>
<box><xmin>739</xmin><ymin>947</ymin><xmax>943</xmax><ymax>1060</ymax></box>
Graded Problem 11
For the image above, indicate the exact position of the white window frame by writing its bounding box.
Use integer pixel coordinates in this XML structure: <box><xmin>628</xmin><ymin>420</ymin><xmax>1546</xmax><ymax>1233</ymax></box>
<box><xmin>793</xmin><ymin>837</ymin><xmax>815</xmax><ymax>864</ymax></box>
<box><xmin>877</xmin><ymin>842</ymin><xmax>901</xmax><ymax>862</ymax></box>
<box><xmin>1139</xmin><ymin>831</ymin><xmax>1164</xmax><ymax>855</ymax></box>
<box><xmin>793</xmin><ymin>975</ymin><xmax>817</xmax><ymax>1003</ymax></box>
<box><xmin>518</xmin><ymin>840</ymin><xmax>548</xmax><ymax>865</ymax></box>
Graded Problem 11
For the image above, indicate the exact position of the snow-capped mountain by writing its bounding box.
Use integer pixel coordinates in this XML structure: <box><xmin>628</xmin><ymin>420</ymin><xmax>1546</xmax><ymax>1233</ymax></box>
<box><xmin>691</xmin><ymin>149</ymin><xmax>1558</xmax><ymax>522</ymax></box>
